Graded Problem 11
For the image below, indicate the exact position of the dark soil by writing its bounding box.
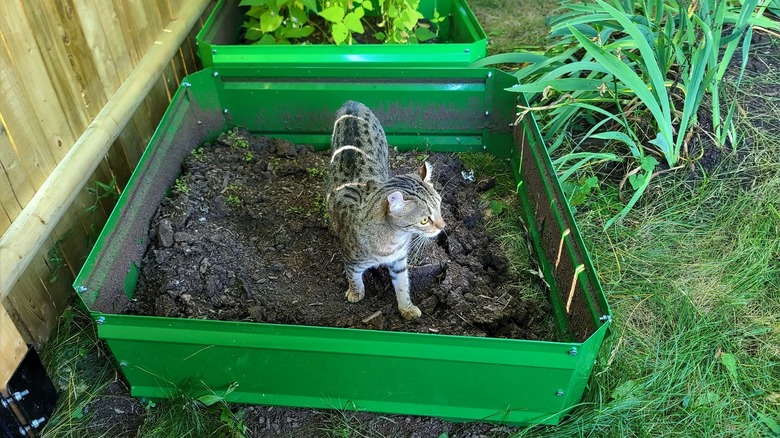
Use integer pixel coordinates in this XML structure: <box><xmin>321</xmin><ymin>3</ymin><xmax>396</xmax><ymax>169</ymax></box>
<box><xmin>128</xmin><ymin>129</ymin><xmax>555</xmax><ymax>341</ymax></box>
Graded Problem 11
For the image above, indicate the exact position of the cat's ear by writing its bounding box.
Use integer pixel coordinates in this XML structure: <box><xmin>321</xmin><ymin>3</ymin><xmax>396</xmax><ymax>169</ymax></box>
<box><xmin>419</xmin><ymin>161</ymin><xmax>433</xmax><ymax>184</ymax></box>
<box><xmin>387</xmin><ymin>191</ymin><xmax>406</xmax><ymax>213</ymax></box>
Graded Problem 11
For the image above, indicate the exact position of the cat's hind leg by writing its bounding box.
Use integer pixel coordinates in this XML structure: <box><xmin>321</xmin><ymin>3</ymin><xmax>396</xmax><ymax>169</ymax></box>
<box><xmin>389</xmin><ymin>258</ymin><xmax>421</xmax><ymax>320</ymax></box>
<box><xmin>345</xmin><ymin>264</ymin><xmax>366</xmax><ymax>303</ymax></box>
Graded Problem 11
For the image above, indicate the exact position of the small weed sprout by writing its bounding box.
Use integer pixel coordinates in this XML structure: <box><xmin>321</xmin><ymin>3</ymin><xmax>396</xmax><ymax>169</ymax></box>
<box><xmin>314</xmin><ymin>194</ymin><xmax>329</xmax><ymax>220</ymax></box>
<box><xmin>306</xmin><ymin>166</ymin><xmax>324</xmax><ymax>178</ymax></box>
<box><xmin>174</xmin><ymin>178</ymin><xmax>190</xmax><ymax>195</ymax></box>
<box><xmin>245</xmin><ymin>151</ymin><xmax>253</xmax><ymax>162</ymax></box>
<box><xmin>191</xmin><ymin>147</ymin><xmax>205</xmax><ymax>161</ymax></box>
<box><xmin>270</xmin><ymin>157</ymin><xmax>282</xmax><ymax>172</ymax></box>
<box><xmin>227</xmin><ymin>194</ymin><xmax>241</xmax><ymax>206</ymax></box>
<box><xmin>224</xmin><ymin>128</ymin><xmax>251</xmax><ymax>149</ymax></box>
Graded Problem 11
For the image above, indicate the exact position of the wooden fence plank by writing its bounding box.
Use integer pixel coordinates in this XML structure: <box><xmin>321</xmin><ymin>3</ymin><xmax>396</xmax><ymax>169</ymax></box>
<box><xmin>0</xmin><ymin>115</ymin><xmax>36</xmax><ymax>220</ymax></box>
<box><xmin>19</xmin><ymin>0</ymin><xmax>92</xmax><ymax>133</ymax></box>
<box><xmin>0</xmin><ymin>0</ymin><xmax>213</xmax><ymax>305</ymax></box>
<box><xmin>72</xmin><ymin>0</ymin><xmax>123</xmax><ymax>100</ymax></box>
<box><xmin>0</xmin><ymin>1</ymin><xmax>78</xmax><ymax>164</ymax></box>
<box><xmin>0</xmin><ymin>304</ymin><xmax>27</xmax><ymax>392</ymax></box>
<box><xmin>0</xmin><ymin>35</ymin><xmax>59</xmax><ymax>191</ymax></box>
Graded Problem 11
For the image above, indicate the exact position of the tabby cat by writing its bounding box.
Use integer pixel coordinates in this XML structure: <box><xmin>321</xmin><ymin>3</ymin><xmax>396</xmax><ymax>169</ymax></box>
<box><xmin>325</xmin><ymin>101</ymin><xmax>445</xmax><ymax>320</ymax></box>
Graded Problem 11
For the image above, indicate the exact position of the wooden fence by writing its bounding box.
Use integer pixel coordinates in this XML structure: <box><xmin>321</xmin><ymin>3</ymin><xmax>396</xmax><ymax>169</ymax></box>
<box><xmin>0</xmin><ymin>0</ymin><xmax>213</xmax><ymax>349</ymax></box>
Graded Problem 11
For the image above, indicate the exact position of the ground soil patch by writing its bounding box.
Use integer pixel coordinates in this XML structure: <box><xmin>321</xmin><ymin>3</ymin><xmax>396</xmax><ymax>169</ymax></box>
<box><xmin>128</xmin><ymin>129</ymin><xmax>556</xmax><ymax>341</ymax></box>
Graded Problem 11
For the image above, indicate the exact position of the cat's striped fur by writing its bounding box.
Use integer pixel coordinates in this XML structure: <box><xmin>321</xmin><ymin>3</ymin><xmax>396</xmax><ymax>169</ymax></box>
<box><xmin>326</xmin><ymin>101</ymin><xmax>445</xmax><ymax>320</ymax></box>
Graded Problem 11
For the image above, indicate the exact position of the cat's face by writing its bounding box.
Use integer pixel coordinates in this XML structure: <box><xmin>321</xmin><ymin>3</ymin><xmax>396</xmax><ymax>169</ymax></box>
<box><xmin>386</xmin><ymin>162</ymin><xmax>445</xmax><ymax>238</ymax></box>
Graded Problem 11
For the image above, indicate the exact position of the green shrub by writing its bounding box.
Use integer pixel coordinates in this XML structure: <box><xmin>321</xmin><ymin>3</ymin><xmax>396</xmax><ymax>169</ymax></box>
<box><xmin>476</xmin><ymin>0</ymin><xmax>771</xmax><ymax>227</ymax></box>
<box><xmin>240</xmin><ymin>0</ymin><xmax>442</xmax><ymax>45</ymax></box>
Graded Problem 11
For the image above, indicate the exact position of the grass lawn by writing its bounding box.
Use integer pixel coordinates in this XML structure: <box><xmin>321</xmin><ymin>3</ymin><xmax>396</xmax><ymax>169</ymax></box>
<box><xmin>38</xmin><ymin>1</ymin><xmax>779</xmax><ymax>437</ymax></box>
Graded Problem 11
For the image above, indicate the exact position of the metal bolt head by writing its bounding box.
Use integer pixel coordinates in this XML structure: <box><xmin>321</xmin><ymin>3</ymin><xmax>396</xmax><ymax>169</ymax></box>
<box><xmin>555</xmin><ymin>390</ymin><xmax>565</xmax><ymax>397</ymax></box>
<box><xmin>223</xmin><ymin>109</ymin><xmax>229</xmax><ymax>114</ymax></box>
<box><xmin>464</xmin><ymin>48</ymin><xmax>470</xmax><ymax>53</ymax></box>
<box><xmin>119</xmin><ymin>361</ymin><xmax>128</xmax><ymax>367</ymax></box>
<box><xmin>487</xmin><ymin>71</ymin><xmax>493</xmax><ymax>79</ymax></box>
<box><xmin>484</xmin><ymin>110</ymin><xmax>490</xmax><ymax>117</ymax></box>
<box><xmin>568</xmin><ymin>347</ymin><xmax>578</xmax><ymax>356</ymax></box>
<box><xmin>182</xmin><ymin>81</ymin><xmax>192</xmax><ymax>88</ymax></box>
<box><xmin>212</xmin><ymin>49</ymin><xmax>217</xmax><ymax>54</ymax></box>
<box><xmin>482</xmin><ymin>145</ymin><xmax>487</xmax><ymax>150</ymax></box>
<box><xmin>213</xmin><ymin>71</ymin><xmax>219</xmax><ymax>77</ymax></box>
<box><xmin>96</xmin><ymin>316</ymin><xmax>105</xmax><ymax>325</ymax></box>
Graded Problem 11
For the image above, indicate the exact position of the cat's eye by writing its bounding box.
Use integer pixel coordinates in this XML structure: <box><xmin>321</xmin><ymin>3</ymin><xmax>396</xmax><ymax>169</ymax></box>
<box><xmin>420</xmin><ymin>217</ymin><xmax>430</xmax><ymax>225</ymax></box>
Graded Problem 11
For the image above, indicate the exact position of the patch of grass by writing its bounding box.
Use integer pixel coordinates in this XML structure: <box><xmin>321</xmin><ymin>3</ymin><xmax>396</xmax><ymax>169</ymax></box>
<box><xmin>469</xmin><ymin>0</ymin><xmax>559</xmax><ymax>53</ymax></box>
<box><xmin>518</xmin><ymin>79</ymin><xmax>780</xmax><ymax>436</ymax></box>
<box><xmin>39</xmin><ymin>307</ymin><xmax>118</xmax><ymax>437</ymax></box>
<box><xmin>135</xmin><ymin>393</ymin><xmax>227</xmax><ymax>438</ymax></box>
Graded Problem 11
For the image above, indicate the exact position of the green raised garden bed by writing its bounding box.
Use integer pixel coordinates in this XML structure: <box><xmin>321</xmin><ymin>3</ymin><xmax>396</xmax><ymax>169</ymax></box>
<box><xmin>74</xmin><ymin>67</ymin><xmax>611</xmax><ymax>426</ymax></box>
<box><xmin>196</xmin><ymin>0</ymin><xmax>488</xmax><ymax>67</ymax></box>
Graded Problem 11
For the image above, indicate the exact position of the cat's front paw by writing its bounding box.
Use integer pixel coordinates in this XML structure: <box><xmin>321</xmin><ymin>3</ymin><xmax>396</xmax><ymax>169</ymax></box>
<box><xmin>345</xmin><ymin>289</ymin><xmax>364</xmax><ymax>303</ymax></box>
<box><xmin>399</xmin><ymin>305</ymin><xmax>422</xmax><ymax>320</ymax></box>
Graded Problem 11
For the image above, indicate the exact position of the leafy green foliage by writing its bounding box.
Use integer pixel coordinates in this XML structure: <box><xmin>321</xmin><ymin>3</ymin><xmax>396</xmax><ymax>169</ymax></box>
<box><xmin>173</xmin><ymin>178</ymin><xmax>190</xmax><ymax>195</ymax></box>
<box><xmin>240</xmin><ymin>0</ymin><xmax>439</xmax><ymax>45</ymax></box>
<box><xmin>476</xmin><ymin>0</ymin><xmax>767</xmax><ymax>227</ymax></box>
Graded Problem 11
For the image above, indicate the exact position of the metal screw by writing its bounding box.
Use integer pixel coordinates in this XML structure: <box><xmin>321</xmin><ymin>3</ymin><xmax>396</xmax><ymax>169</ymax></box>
<box><xmin>568</xmin><ymin>347</ymin><xmax>578</xmax><ymax>356</ymax></box>
<box><xmin>487</xmin><ymin>71</ymin><xmax>493</xmax><ymax>79</ymax></box>
<box><xmin>212</xmin><ymin>49</ymin><xmax>217</xmax><ymax>54</ymax></box>
<box><xmin>11</xmin><ymin>390</ymin><xmax>29</xmax><ymax>401</ymax></box>
<box><xmin>76</xmin><ymin>285</ymin><xmax>87</xmax><ymax>293</ymax></box>
<box><xmin>182</xmin><ymin>81</ymin><xmax>192</xmax><ymax>88</ymax></box>
<box><xmin>223</xmin><ymin>109</ymin><xmax>229</xmax><ymax>114</ymax></box>
<box><xmin>599</xmin><ymin>315</ymin><xmax>612</xmax><ymax>322</ymax></box>
<box><xmin>213</xmin><ymin>71</ymin><xmax>219</xmax><ymax>77</ymax></box>
<box><xmin>464</xmin><ymin>48</ymin><xmax>470</xmax><ymax>53</ymax></box>
<box><xmin>119</xmin><ymin>361</ymin><xmax>128</xmax><ymax>367</ymax></box>
<box><xmin>96</xmin><ymin>316</ymin><xmax>105</xmax><ymax>325</ymax></box>
<box><xmin>555</xmin><ymin>390</ymin><xmax>565</xmax><ymax>397</ymax></box>
<box><xmin>30</xmin><ymin>417</ymin><xmax>46</xmax><ymax>428</ymax></box>
<box><xmin>482</xmin><ymin>145</ymin><xmax>487</xmax><ymax>150</ymax></box>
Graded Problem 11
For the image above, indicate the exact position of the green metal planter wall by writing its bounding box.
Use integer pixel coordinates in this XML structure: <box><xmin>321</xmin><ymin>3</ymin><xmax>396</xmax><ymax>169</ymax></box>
<box><xmin>74</xmin><ymin>67</ymin><xmax>611</xmax><ymax>426</ymax></box>
<box><xmin>196</xmin><ymin>0</ymin><xmax>488</xmax><ymax>67</ymax></box>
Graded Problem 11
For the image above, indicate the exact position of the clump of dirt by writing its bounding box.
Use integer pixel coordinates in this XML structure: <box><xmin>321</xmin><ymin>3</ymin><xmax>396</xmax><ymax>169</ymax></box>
<box><xmin>129</xmin><ymin>129</ymin><xmax>556</xmax><ymax>341</ymax></box>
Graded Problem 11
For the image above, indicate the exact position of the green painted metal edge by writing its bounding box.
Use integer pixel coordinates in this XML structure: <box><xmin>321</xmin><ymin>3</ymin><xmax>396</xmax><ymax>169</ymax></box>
<box><xmin>196</xmin><ymin>0</ymin><xmax>488</xmax><ymax>67</ymax></box>
<box><xmin>74</xmin><ymin>67</ymin><xmax>611</xmax><ymax>426</ymax></box>
<box><xmin>94</xmin><ymin>313</ymin><xmax>600</xmax><ymax>426</ymax></box>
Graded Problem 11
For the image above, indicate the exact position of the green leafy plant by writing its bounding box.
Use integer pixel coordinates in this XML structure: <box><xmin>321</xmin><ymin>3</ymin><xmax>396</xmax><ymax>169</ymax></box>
<box><xmin>174</xmin><ymin>178</ymin><xmax>190</xmax><ymax>195</ymax></box>
<box><xmin>47</xmin><ymin>230</ymin><xmax>74</xmax><ymax>283</ymax></box>
<box><xmin>196</xmin><ymin>383</ymin><xmax>249</xmax><ymax>438</ymax></box>
<box><xmin>191</xmin><ymin>147</ymin><xmax>205</xmax><ymax>161</ymax></box>
<box><xmin>85</xmin><ymin>178</ymin><xmax>119</xmax><ymax>245</ymax></box>
<box><xmin>475</xmin><ymin>0</ymin><xmax>762</xmax><ymax>227</ymax></box>
<box><xmin>227</xmin><ymin>194</ymin><xmax>242</xmax><ymax>206</ymax></box>
<box><xmin>240</xmin><ymin>0</ymin><xmax>440</xmax><ymax>45</ymax></box>
<box><xmin>306</xmin><ymin>166</ymin><xmax>324</xmax><ymax>178</ymax></box>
